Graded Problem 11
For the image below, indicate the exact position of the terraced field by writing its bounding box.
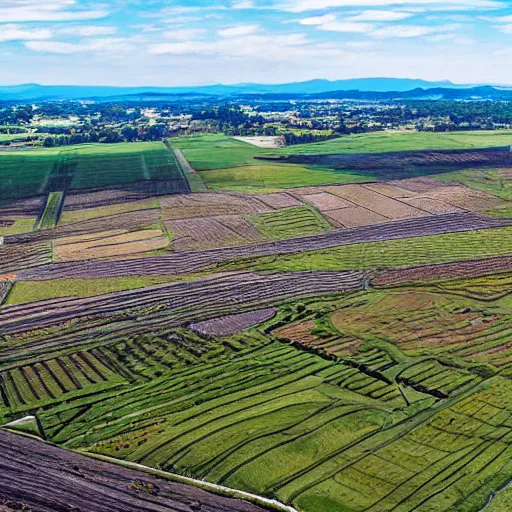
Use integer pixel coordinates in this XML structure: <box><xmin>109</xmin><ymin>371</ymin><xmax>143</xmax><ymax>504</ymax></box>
<box><xmin>1</xmin><ymin>130</ymin><xmax>512</xmax><ymax>512</ymax></box>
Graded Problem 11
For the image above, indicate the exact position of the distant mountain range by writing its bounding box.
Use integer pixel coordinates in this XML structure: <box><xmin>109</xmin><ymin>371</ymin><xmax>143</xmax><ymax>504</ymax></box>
<box><xmin>1</xmin><ymin>78</ymin><xmax>511</xmax><ymax>102</ymax></box>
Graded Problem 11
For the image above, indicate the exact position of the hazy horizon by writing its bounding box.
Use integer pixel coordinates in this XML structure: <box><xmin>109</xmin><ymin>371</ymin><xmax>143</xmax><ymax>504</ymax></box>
<box><xmin>2</xmin><ymin>0</ymin><xmax>512</xmax><ymax>87</ymax></box>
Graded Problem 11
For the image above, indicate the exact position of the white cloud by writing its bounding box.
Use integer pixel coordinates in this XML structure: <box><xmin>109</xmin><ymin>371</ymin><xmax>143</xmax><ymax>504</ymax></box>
<box><xmin>318</xmin><ymin>21</ymin><xmax>374</xmax><ymax>32</ymax></box>
<box><xmin>278</xmin><ymin>0</ymin><xmax>505</xmax><ymax>12</ymax></box>
<box><xmin>298</xmin><ymin>14</ymin><xmax>337</xmax><ymax>25</ymax></box>
<box><xmin>370</xmin><ymin>23</ymin><xmax>457</xmax><ymax>38</ymax></box>
<box><xmin>25</xmin><ymin>37</ymin><xmax>135</xmax><ymax>55</ymax></box>
<box><xmin>218</xmin><ymin>24</ymin><xmax>260</xmax><ymax>37</ymax></box>
<box><xmin>232</xmin><ymin>0</ymin><xmax>254</xmax><ymax>8</ymax></box>
<box><xmin>0</xmin><ymin>24</ymin><xmax>52</xmax><ymax>42</ymax></box>
<box><xmin>0</xmin><ymin>1</ymin><xmax>109</xmax><ymax>22</ymax></box>
<box><xmin>347</xmin><ymin>10</ymin><xmax>414</xmax><ymax>21</ymax></box>
<box><xmin>148</xmin><ymin>32</ymin><xmax>346</xmax><ymax>62</ymax></box>
<box><xmin>498</xmin><ymin>24</ymin><xmax>512</xmax><ymax>33</ymax></box>
<box><xmin>58</xmin><ymin>25</ymin><xmax>117</xmax><ymax>37</ymax></box>
<box><xmin>164</xmin><ymin>29</ymin><xmax>207</xmax><ymax>40</ymax></box>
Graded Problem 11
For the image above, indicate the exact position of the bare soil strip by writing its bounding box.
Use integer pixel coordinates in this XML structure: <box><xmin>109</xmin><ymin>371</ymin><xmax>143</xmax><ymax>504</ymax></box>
<box><xmin>373</xmin><ymin>255</ymin><xmax>512</xmax><ymax>287</ymax></box>
<box><xmin>17</xmin><ymin>213</ymin><xmax>511</xmax><ymax>280</ymax></box>
<box><xmin>0</xmin><ymin>271</ymin><xmax>369</xmax><ymax>337</ymax></box>
<box><xmin>0</xmin><ymin>430</ymin><xmax>268</xmax><ymax>512</ymax></box>
<box><xmin>190</xmin><ymin>308</ymin><xmax>277</xmax><ymax>337</ymax></box>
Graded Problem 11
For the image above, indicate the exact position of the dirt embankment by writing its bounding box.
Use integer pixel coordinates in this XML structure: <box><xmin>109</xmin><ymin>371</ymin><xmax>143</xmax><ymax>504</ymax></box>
<box><xmin>0</xmin><ymin>430</ymin><xmax>269</xmax><ymax>512</ymax></box>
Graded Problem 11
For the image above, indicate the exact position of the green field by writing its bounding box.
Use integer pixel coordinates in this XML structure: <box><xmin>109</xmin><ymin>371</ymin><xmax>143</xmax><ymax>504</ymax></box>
<box><xmin>2</xmin><ymin>129</ymin><xmax>512</xmax><ymax>512</ymax></box>
<box><xmin>172</xmin><ymin>132</ymin><xmax>512</xmax><ymax>193</ymax></box>
<box><xmin>217</xmin><ymin>226</ymin><xmax>512</xmax><ymax>273</ymax></box>
<box><xmin>35</xmin><ymin>191</ymin><xmax>64</xmax><ymax>230</ymax></box>
<box><xmin>2</xmin><ymin>271</ymin><xmax>512</xmax><ymax>512</ymax></box>
<box><xmin>437</xmin><ymin>169</ymin><xmax>512</xmax><ymax>201</ymax></box>
<box><xmin>0</xmin><ymin>134</ymin><xmax>28</xmax><ymax>142</ymax></box>
<box><xmin>246</xmin><ymin>206</ymin><xmax>333</xmax><ymax>239</ymax></box>
<box><xmin>5</xmin><ymin>276</ymin><xmax>196</xmax><ymax>305</ymax></box>
<box><xmin>0</xmin><ymin>142</ymin><xmax>187</xmax><ymax>200</ymax></box>
<box><xmin>277</xmin><ymin>130</ymin><xmax>512</xmax><ymax>155</ymax></box>
<box><xmin>199</xmin><ymin>164</ymin><xmax>371</xmax><ymax>192</ymax></box>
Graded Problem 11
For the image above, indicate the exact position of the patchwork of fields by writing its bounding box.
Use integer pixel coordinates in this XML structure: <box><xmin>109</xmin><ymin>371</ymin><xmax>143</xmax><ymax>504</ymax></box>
<box><xmin>1</xmin><ymin>130</ymin><xmax>512</xmax><ymax>512</ymax></box>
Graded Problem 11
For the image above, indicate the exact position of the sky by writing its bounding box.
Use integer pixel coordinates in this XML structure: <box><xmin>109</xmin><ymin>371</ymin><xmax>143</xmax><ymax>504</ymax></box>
<box><xmin>1</xmin><ymin>0</ymin><xmax>512</xmax><ymax>86</ymax></box>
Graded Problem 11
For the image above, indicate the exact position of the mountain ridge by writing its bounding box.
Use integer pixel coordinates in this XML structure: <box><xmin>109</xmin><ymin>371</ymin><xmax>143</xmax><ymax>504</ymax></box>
<box><xmin>0</xmin><ymin>78</ymin><xmax>480</xmax><ymax>101</ymax></box>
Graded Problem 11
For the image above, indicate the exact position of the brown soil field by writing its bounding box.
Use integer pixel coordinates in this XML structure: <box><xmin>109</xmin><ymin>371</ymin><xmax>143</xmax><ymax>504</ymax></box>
<box><xmin>287</xmin><ymin>186</ymin><xmax>328</xmax><ymax>196</ymax></box>
<box><xmin>166</xmin><ymin>216</ymin><xmax>265</xmax><ymax>250</ymax></box>
<box><xmin>362</xmin><ymin>183</ymin><xmax>417</xmax><ymax>198</ymax></box>
<box><xmin>422</xmin><ymin>185</ymin><xmax>505</xmax><ymax>212</ymax></box>
<box><xmin>53</xmin><ymin>229</ymin><xmax>169</xmax><ymax>262</ymax></box>
<box><xmin>18</xmin><ymin>213</ymin><xmax>511</xmax><ymax>280</ymax></box>
<box><xmin>274</xmin><ymin>319</ymin><xmax>362</xmax><ymax>358</ymax></box>
<box><xmin>274</xmin><ymin>320</ymin><xmax>318</xmax><ymax>345</ymax></box>
<box><xmin>189</xmin><ymin>308</ymin><xmax>277</xmax><ymax>336</ymax></box>
<box><xmin>400</xmin><ymin>197</ymin><xmax>464</xmax><ymax>214</ymax></box>
<box><xmin>0</xmin><ymin>197</ymin><xmax>42</xmax><ymax>216</ymax></box>
<box><xmin>0</xmin><ymin>430</ymin><xmax>266</xmax><ymax>512</ymax></box>
<box><xmin>0</xmin><ymin>241</ymin><xmax>52</xmax><ymax>274</ymax></box>
<box><xmin>63</xmin><ymin>188</ymin><xmax>149</xmax><ymax>210</ymax></box>
<box><xmin>324</xmin><ymin>207</ymin><xmax>389</xmax><ymax>228</ymax></box>
<box><xmin>276</xmin><ymin>146</ymin><xmax>512</xmax><ymax>176</ymax></box>
<box><xmin>59</xmin><ymin>198</ymin><xmax>158</xmax><ymax>225</ymax></box>
<box><xmin>6</xmin><ymin>208</ymin><xmax>162</xmax><ymax>245</ymax></box>
<box><xmin>386</xmin><ymin>177</ymin><xmax>459</xmax><ymax>193</ymax></box>
<box><xmin>301</xmin><ymin>192</ymin><xmax>354</xmax><ymax>211</ymax></box>
<box><xmin>256</xmin><ymin>193</ymin><xmax>303</xmax><ymax>209</ymax></box>
<box><xmin>161</xmin><ymin>193</ymin><xmax>273</xmax><ymax>221</ymax></box>
<box><xmin>0</xmin><ymin>270</ymin><xmax>369</xmax><ymax>337</ymax></box>
<box><xmin>327</xmin><ymin>185</ymin><xmax>429</xmax><ymax>220</ymax></box>
<box><xmin>373</xmin><ymin>255</ymin><xmax>512</xmax><ymax>286</ymax></box>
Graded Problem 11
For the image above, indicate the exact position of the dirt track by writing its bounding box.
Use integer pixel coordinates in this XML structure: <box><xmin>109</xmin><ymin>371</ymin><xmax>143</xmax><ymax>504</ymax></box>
<box><xmin>0</xmin><ymin>430</ymin><xmax>267</xmax><ymax>512</ymax></box>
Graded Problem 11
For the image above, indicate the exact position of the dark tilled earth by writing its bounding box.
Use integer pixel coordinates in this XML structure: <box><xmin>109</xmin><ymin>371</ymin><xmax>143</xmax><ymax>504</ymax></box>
<box><xmin>0</xmin><ymin>430</ymin><xmax>267</xmax><ymax>512</ymax></box>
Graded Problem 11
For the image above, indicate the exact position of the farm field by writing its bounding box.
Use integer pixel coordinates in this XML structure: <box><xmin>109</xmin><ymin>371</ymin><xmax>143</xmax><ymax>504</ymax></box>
<box><xmin>172</xmin><ymin>132</ymin><xmax>512</xmax><ymax>193</ymax></box>
<box><xmin>1</xmin><ymin>129</ymin><xmax>512</xmax><ymax>512</ymax></box>
<box><xmin>0</xmin><ymin>141</ymin><xmax>190</xmax><ymax>201</ymax></box>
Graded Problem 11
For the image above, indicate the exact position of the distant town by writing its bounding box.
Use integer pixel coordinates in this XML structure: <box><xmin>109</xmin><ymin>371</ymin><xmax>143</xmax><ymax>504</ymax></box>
<box><xmin>3</xmin><ymin>97</ymin><xmax>512</xmax><ymax>149</ymax></box>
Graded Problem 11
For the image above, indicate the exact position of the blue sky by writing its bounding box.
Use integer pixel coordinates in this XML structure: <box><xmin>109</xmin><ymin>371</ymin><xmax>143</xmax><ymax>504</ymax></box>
<box><xmin>1</xmin><ymin>0</ymin><xmax>512</xmax><ymax>86</ymax></box>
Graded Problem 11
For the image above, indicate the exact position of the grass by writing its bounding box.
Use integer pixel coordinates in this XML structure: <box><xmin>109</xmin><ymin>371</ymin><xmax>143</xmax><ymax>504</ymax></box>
<box><xmin>216</xmin><ymin>226</ymin><xmax>512</xmax><ymax>273</ymax></box>
<box><xmin>277</xmin><ymin>130</ymin><xmax>512</xmax><ymax>156</ymax></box>
<box><xmin>5</xmin><ymin>276</ymin><xmax>197</xmax><ymax>305</ymax></box>
<box><xmin>0</xmin><ymin>217</ymin><xmax>37</xmax><ymax>236</ymax></box>
<box><xmin>2</xmin><ymin>271</ymin><xmax>512</xmax><ymax>512</ymax></box>
<box><xmin>436</xmin><ymin>168</ymin><xmax>512</xmax><ymax>201</ymax></box>
<box><xmin>199</xmin><ymin>165</ymin><xmax>372</xmax><ymax>193</ymax></box>
<box><xmin>0</xmin><ymin>142</ymin><xmax>187</xmax><ymax>201</ymax></box>
<box><xmin>0</xmin><ymin>134</ymin><xmax>28</xmax><ymax>142</ymax></box>
<box><xmin>172</xmin><ymin>135</ymin><xmax>265</xmax><ymax>171</ymax></box>
<box><xmin>175</xmin><ymin>132</ymin><xmax>512</xmax><ymax>173</ymax></box>
<box><xmin>487</xmin><ymin>484</ymin><xmax>512</xmax><ymax>512</ymax></box>
<box><xmin>59</xmin><ymin>199</ymin><xmax>160</xmax><ymax>225</ymax></box>
<box><xmin>174</xmin><ymin>132</ymin><xmax>512</xmax><ymax>193</ymax></box>
<box><xmin>246</xmin><ymin>206</ymin><xmax>333</xmax><ymax>240</ymax></box>
<box><xmin>35</xmin><ymin>191</ymin><xmax>64</xmax><ymax>230</ymax></box>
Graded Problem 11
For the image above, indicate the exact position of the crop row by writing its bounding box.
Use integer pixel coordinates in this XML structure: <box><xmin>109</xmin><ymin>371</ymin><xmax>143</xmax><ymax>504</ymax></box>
<box><xmin>17</xmin><ymin>212</ymin><xmax>511</xmax><ymax>280</ymax></box>
<box><xmin>0</xmin><ymin>270</ymin><xmax>368</xmax><ymax>337</ymax></box>
<box><xmin>0</xmin><ymin>351</ymin><xmax>120</xmax><ymax>411</ymax></box>
<box><xmin>0</xmin><ymin>241</ymin><xmax>52</xmax><ymax>275</ymax></box>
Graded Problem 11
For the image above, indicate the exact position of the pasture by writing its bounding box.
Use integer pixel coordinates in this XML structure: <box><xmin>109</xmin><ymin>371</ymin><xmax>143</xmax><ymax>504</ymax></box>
<box><xmin>172</xmin><ymin>131</ymin><xmax>512</xmax><ymax>194</ymax></box>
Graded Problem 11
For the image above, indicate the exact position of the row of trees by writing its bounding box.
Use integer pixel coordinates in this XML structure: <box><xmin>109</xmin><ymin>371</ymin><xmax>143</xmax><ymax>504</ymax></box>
<box><xmin>42</xmin><ymin>124</ymin><xmax>169</xmax><ymax>147</ymax></box>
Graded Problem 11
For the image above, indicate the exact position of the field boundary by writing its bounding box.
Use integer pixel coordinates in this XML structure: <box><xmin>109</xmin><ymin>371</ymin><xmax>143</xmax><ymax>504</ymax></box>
<box><xmin>164</xmin><ymin>140</ymin><xmax>199</xmax><ymax>193</ymax></box>
<box><xmin>81</xmin><ymin>451</ymin><xmax>298</xmax><ymax>512</ymax></box>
